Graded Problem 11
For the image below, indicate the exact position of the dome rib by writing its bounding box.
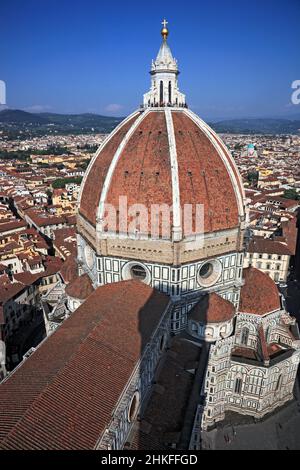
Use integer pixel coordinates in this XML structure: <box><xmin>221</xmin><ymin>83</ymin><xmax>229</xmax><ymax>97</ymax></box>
<box><xmin>96</xmin><ymin>109</ymin><xmax>149</xmax><ymax>228</ymax></box>
<box><xmin>104</xmin><ymin>110</ymin><xmax>173</xmax><ymax>236</ymax></box>
<box><xmin>186</xmin><ymin>109</ymin><xmax>245</xmax><ymax>218</ymax></box>
<box><xmin>78</xmin><ymin>110</ymin><xmax>141</xmax><ymax>226</ymax></box>
<box><xmin>165</xmin><ymin>108</ymin><xmax>181</xmax><ymax>240</ymax></box>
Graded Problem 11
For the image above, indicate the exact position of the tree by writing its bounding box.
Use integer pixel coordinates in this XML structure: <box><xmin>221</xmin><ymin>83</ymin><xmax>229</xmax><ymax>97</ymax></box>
<box><xmin>247</xmin><ymin>171</ymin><xmax>259</xmax><ymax>183</ymax></box>
<box><xmin>283</xmin><ymin>188</ymin><xmax>300</xmax><ymax>200</ymax></box>
<box><xmin>52</xmin><ymin>177</ymin><xmax>83</xmax><ymax>189</ymax></box>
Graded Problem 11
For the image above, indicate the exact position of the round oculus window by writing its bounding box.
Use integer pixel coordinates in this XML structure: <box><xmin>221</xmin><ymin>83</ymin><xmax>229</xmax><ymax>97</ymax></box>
<box><xmin>199</xmin><ymin>262</ymin><xmax>213</xmax><ymax>279</ymax></box>
<box><xmin>122</xmin><ymin>262</ymin><xmax>151</xmax><ymax>284</ymax></box>
<box><xmin>198</xmin><ymin>259</ymin><xmax>222</xmax><ymax>287</ymax></box>
<box><xmin>130</xmin><ymin>264</ymin><xmax>147</xmax><ymax>280</ymax></box>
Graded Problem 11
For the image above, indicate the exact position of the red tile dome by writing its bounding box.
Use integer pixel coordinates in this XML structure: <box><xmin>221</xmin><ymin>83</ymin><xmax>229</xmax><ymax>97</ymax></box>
<box><xmin>190</xmin><ymin>292</ymin><xmax>235</xmax><ymax>324</ymax></box>
<box><xmin>65</xmin><ymin>273</ymin><xmax>94</xmax><ymax>300</ymax></box>
<box><xmin>78</xmin><ymin>108</ymin><xmax>245</xmax><ymax>239</ymax></box>
<box><xmin>239</xmin><ymin>267</ymin><xmax>281</xmax><ymax>315</ymax></box>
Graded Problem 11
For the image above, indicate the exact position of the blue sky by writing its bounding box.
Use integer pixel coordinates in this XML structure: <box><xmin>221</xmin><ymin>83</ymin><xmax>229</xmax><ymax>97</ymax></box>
<box><xmin>1</xmin><ymin>0</ymin><xmax>299</xmax><ymax>119</ymax></box>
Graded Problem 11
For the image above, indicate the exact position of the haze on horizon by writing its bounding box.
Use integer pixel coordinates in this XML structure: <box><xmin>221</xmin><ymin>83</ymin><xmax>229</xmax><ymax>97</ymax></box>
<box><xmin>1</xmin><ymin>0</ymin><xmax>300</xmax><ymax>120</ymax></box>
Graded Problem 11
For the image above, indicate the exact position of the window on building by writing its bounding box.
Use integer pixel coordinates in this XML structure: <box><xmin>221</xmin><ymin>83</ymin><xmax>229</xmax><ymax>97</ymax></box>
<box><xmin>258</xmin><ymin>254</ymin><xmax>262</xmax><ymax>259</ymax></box>
<box><xmin>199</xmin><ymin>262</ymin><xmax>213</xmax><ymax>279</ymax></box>
<box><xmin>266</xmin><ymin>264</ymin><xmax>270</xmax><ymax>270</ymax></box>
<box><xmin>241</xmin><ymin>327</ymin><xmax>249</xmax><ymax>345</ymax></box>
<box><xmin>130</xmin><ymin>265</ymin><xmax>146</xmax><ymax>280</ymax></box>
<box><xmin>278</xmin><ymin>256</ymin><xmax>281</xmax><ymax>261</ymax></box>
<box><xmin>168</xmin><ymin>81</ymin><xmax>172</xmax><ymax>104</ymax></box>
<box><xmin>160</xmin><ymin>81</ymin><xmax>163</xmax><ymax>105</ymax></box>
<box><xmin>234</xmin><ymin>378</ymin><xmax>242</xmax><ymax>394</ymax></box>
<box><xmin>275</xmin><ymin>374</ymin><xmax>282</xmax><ymax>391</ymax></box>
<box><xmin>268</xmin><ymin>255</ymin><xmax>272</xmax><ymax>260</ymax></box>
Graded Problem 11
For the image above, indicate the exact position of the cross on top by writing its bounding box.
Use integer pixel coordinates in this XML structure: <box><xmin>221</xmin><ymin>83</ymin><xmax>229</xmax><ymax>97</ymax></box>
<box><xmin>161</xmin><ymin>19</ymin><xmax>168</xmax><ymax>28</ymax></box>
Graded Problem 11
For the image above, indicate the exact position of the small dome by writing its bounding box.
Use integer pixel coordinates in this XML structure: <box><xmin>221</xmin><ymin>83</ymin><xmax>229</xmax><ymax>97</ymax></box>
<box><xmin>239</xmin><ymin>267</ymin><xmax>281</xmax><ymax>315</ymax></box>
<box><xmin>65</xmin><ymin>273</ymin><xmax>94</xmax><ymax>300</ymax></box>
<box><xmin>190</xmin><ymin>292</ymin><xmax>235</xmax><ymax>324</ymax></box>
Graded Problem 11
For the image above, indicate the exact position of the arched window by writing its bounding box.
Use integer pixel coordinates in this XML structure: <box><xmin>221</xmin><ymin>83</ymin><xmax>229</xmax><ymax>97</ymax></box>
<box><xmin>275</xmin><ymin>374</ymin><xmax>282</xmax><ymax>391</ymax></box>
<box><xmin>160</xmin><ymin>81</ymin><xmax>163</xmax><ymax>105</ymax></box>
<box><xmin>168</xmin><ymin>81</ymin><xmax>172</xmax><ymax>104</ymax></box>
<box><xmin>241</xmin><ymin>327</ymin><xmax>249</xmax><ymax>345</ymax></box>
<box><xmin>234</xmin><ymin>378</ymin><xmax>242</xmax><ymax>394</ymax></box>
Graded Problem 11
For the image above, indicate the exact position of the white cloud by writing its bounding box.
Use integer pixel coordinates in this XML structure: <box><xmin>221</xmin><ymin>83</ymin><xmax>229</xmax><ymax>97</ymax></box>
<box><xmin>104</xmin><ymin>103</ymin><xmax>124</xmax><ymax>113</ymax></box>
<box><xmin>23</xmin><ymin>105</ymin><xmax>53</xmax><ymax>113</ymax></box>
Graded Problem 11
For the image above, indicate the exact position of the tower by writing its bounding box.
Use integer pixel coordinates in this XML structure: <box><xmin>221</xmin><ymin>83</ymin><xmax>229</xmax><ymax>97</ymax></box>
<box><xmin>143</xmin><ymin>19</ymin><xmax>186</xmax><ymax>108</ymax></box>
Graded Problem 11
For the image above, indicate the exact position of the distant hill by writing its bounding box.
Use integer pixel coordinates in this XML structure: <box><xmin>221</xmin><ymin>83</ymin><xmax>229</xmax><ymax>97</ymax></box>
<box><xmin>0</xmin><ymin>109</ymin><xmax>50</xmax><ymax>124</ymax></box>
<box><xmin>0</xmin><ymin>109</ymin><xmax>124</xmax><ymax>135</ymax></box>
<box><xmin>1</xmin><ymin>109</ymin><xmax>300</xmax><ymax>135</ymax></box>
<box><xmin>210</xmin><ymin>118</ymin><xmax>300</xmax><ymax>135</ymax></box>
<box><xmin>38</xmin><ymin>112</ymin><xmax>123</xmax><ymax>128</ymax></box>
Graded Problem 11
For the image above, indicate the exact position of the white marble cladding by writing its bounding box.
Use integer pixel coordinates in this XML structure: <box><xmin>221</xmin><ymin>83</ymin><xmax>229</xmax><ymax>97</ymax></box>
<box><xmin>95</xmin><ymin>251</ymin><xmax>244</xmax><ymax>298</ymax></box>
<box><xmin>97</xmin><ymin>307</ymin><xmax>171</xmax><ymax>450</ymax></box>
<box><xmin>202</xmin><ymin>350</ymin><xmax>300</xmax><ymax>431</ymax></box>
<box><xmin>188</xmin><ymin>317</ymin><xmax>234</xmax><ymax>343</ymax></box>
<box><xmin>77</xmin><ymin>235</ymin><xmax>98</xmax><ymax>285</ymax></box>
<box><xmin>170</xmin><ymin>285</ymin><xmax>240</xmax><ymax>334</ymax></box>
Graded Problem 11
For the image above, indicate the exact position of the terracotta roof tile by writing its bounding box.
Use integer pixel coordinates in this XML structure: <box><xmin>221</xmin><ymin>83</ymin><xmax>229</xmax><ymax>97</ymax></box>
<box><xmin>78</xmin><ymin>109</ymin><xmax>243</xmax><ymax>235</ymax></box>
<box><xmin>173</xmin><ymin>112</ymin><xmax>240</xmax><ymax>233</ymax></box>
<box><xmin>0</xmin><ymin>280</ymin><xmax>169</xmax><ymax>449</ymax></box>
<box><xmin>79</xmin><ymin>113</ymin><xmax>141</xmax><ymax>225</ymax></box>
<box><xmin>190</xmin><ymin>292</ymin><xmax>235</xmax><ymax>324</ymax></box>
<box><xmin>239</xmin><ymin>267</ymin><xmax>281</xmax><ymax>316</ymax></box>
<box><xmin>65</xmin><ymin>273</ymin><xmax>94</xmax><ymax>300</ymax></box>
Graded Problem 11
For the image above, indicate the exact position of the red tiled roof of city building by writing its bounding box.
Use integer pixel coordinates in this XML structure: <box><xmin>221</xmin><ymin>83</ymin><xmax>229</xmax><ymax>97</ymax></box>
<box><xmin>247</xmin><ymin>236</ymin><xmax>293</xmax><ymax>256</ymax></box>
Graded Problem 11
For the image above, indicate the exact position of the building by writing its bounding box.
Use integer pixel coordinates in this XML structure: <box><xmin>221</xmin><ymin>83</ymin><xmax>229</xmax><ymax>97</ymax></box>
<box><xmin>0</xmin><ymin>21</ymin><xmax>299</xmax><ymax>451</ymax></box>
<box><xmin>242</xmin><ymin>143</ymin><xmax>258</xmax><ymax>158</ymax></box>
<box><xmin>244</xmin><ymin>236</ymin><xmax>292</xmax><ymax>283</ymax></box>
<box><xmin>197</xmin><ymin>267</ymin><xmax>300</xmax><ymax>437</ymax></box>
<box><xmin>0</xmin><ymin>271</ymin><xmax>43</xmax><ymax>370</ymax></box>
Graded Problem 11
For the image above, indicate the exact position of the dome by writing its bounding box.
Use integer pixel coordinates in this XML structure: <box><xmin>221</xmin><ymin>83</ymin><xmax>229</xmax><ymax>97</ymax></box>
<box><xmin>239</xmin><ymin>267</ymin><xmax>281</xmax><ymax>315</ymax></box>
<box><xmin>78</xmin><ymin>108</ymin><xmax>245</xmax><ymax>240</ymax></box>
<box><xmin>190</xmin><ymin>292</ymin><xmax>235</xmax><ymax>324</ymax></box>
<box><xmin>65</xmin><ymin>273</ymin><xmax>94</xmax><ymax>301</ymax></box>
